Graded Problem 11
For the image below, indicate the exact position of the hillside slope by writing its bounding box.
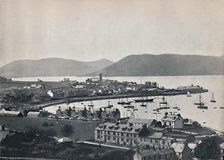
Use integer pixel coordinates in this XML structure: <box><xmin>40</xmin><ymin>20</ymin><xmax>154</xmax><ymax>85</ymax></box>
<box><xmin>0</xmin><ymin>58</ymin><xmax>113</xmax><ymax>78</ymax></box>
<box><xmin>88</xmin><ymin>54</ymin><xmax>224</xmax><ymax>76</ymax></box>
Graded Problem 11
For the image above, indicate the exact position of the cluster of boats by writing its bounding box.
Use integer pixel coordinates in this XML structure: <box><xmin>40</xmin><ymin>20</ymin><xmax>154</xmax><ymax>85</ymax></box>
<box><xmin>193</xmin><ymin>93</ymin><xmax>217</xmax><ymax>110</ymax></box>
<box><xmin>117</xmin><ymin>97</ymin><xmax>155</xmax><ymax>108</ymax></box>
<box><xmin>81</xmin><ymin>91</ymin><xmax>222</xmax><ymax>114</ymax></box>
<box><xmin>118</xmin><ymin>96</ymin><xmax>176</xmax><ymax>116</ymax></box>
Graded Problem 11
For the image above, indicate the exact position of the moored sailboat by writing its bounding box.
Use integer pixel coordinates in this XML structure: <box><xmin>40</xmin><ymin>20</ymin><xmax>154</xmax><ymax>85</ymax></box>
<box><xmin>195</xmin><ymin>94</ymin><xmax>208</xmax><ymax>109</ymax></box>
<box><xmin>187</xmin><ymin>91</ymin><xmax>192</xmax><ymax>97</ymax></box>
<box><xmin>210</xmin><ymin>93</ymin><xmax>216</xmax><ymax>103</ymax></box>
<box><xmin>159</xmin><ymin>96</ymin><xmax>167</xmax><ymax>105</ymax></box>
<box><xmin>194</xmin><ymin>94</ymin><xmax>204</xmax><ymax>105</ymax></box>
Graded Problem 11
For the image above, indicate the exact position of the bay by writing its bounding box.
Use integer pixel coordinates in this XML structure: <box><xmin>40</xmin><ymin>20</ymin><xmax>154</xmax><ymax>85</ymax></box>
<box><xmin>13</xmin><ymin>75</ymin><xmax>224</xmax><ymax>132</ymax></box>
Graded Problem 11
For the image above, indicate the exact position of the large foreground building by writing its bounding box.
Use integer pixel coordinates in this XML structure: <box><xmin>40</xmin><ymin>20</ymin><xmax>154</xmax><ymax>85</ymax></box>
<box><xmin>95</xmin><ymin>122</ymin><xmax>142</xmax><ymax>146</ymax></box>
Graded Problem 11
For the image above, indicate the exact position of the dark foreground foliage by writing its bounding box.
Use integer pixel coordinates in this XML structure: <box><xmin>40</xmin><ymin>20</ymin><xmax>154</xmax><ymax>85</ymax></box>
<box><xmin>1</xmin><ymin>128</ymin><xmax>134</xmax><ymax>160</ymax></box>
<box><xmin>194</xmin><ymin>136</ymin><xmax>221</xmax><ymax>160</ymax></box>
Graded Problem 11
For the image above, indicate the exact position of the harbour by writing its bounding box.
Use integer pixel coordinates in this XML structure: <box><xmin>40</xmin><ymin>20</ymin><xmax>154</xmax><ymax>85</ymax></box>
<box><xmin>11</xmin><ymin>75</ymin><xmax>223</xmax><ymax>132</ymax></box>
<box><xmin>1</xmin><ymin>0</ymin><xmax>223</xmax><ymax>158</ymax></box>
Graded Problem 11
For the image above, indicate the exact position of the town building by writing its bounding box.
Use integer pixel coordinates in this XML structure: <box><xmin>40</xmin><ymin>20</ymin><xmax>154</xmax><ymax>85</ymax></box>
<box><xmin>133</xmin><ymin>148</ymin><xmax>176</xmax><ymax>160</ymax></box>
<box><xmin>0</xmin><ymin>108</ymin><xmax>23</xmax><ymax>117</ymax></box>
<box><xmin>140</xmin><ymin>133</ymin><xmax>174</xmax><ymax>149</ymax></box>
<box><xmin>0</xmin><ymin>125</ymin><xmax>10</xmax><ymax>142</ymax></box>
<box><xmin>27</xmin><ymin>111</ymin><xmax>41</xmax><ymax>118</ymax></box>
<box><xmin>161</xmin><ymin>113</ymin><xmax>183</xmax><ymax>128</ymax></box>
<box><xmin>0</xmin><ymin>76</ymin><xmax>12</xmax><ymax>83</ymax></box>
<box><xmin>220</xmin><ymin>143</ymin><xmax>224</xmax><ymax>160</ymax></box>
<box><xmin>171</xmin><ymin>142</ymin><xmax>191</xmax><ymax>160</ymax></box>
<box><xmin>95</xmin><ymin>121</ymin><xmax>174</xmax><ymax>149</ymax></box>
<box><xmin>56</xmin><ymin>106</ymin><xmax>120</xmax><ymax>120</ymax></box>
<box><xmin>128</xmin><ymin>117</ymin><xmax>156</xmax><ymax>127</ymax></box>
<box><xmin>86</xmin><ymin>73</ymin><xmax>103</xmax><ymax>85</ymax></box>
<box><xmin>95</xmin><ymin>122</ymin><xmax>142</xmax><ymax>146</ymax></box>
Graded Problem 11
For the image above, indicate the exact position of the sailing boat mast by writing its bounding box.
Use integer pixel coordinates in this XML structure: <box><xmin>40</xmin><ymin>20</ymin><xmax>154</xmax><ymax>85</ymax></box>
<box><xmin>210</xmin><ymin>93</ymin><xmax>216</xmax><ymax>103</ymax></box>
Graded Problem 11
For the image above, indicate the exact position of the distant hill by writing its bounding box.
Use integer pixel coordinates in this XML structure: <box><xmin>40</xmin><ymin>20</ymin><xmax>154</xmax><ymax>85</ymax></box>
<box><xmin>0</xmin><ymin>58</ymin><xmax>113</xmax><ymax>78</ymax></box>
<box><xmin>87</xmin><ymin>54</ymin><xmax>224</xmax><ymax>76</ymax></box>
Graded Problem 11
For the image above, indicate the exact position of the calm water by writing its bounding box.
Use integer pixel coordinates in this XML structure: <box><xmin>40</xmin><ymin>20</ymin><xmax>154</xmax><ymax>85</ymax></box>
<box><xmin>13</xmin><ymin>75</ymin><xmax>224</xmax><ymax>132</ymax></box>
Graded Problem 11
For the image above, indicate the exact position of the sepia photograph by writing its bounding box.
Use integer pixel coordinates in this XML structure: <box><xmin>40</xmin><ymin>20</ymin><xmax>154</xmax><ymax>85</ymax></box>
<box><xmin>0</xmin><ymin>0</ymin><xmax>223</xmax><ymax>159</ymax></box>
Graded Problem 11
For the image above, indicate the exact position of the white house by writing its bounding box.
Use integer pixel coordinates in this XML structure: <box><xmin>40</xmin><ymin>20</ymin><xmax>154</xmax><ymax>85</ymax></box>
<box><xmin>161</xmin><ymin>113</ymin><xmax>183</xmax><ymax>128</ymax></box>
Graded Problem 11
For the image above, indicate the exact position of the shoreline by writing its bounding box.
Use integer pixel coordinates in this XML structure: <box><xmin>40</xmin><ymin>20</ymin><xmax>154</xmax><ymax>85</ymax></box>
<box><xmin>35</xmin><ymin>91</ymin><xmax>206</xmax><ymax>109</ymax></box>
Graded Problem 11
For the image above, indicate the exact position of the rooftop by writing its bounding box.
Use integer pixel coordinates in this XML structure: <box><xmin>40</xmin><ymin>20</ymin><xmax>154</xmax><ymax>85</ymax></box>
<box><xmin>128</xmin><ymin>117</ymin><xmax>156</xmax><ymax>125</ymax></box>
<box><xmin>0</xmin><ymin>108</ymin><xmax>22</xmax><ymax>116</ymax></box>
<box><xmin>162</xmin><ymin>113</ymin><xmax>182</xmax><ymax>122</ymax></box>
<box><xmin>138</xmin><ymin>148</ymin><xmax>173</xmax><ymax>157</ymax></box>
<box><xmin>96</xmin><ymin>122</ymin><xmax>142</xmax><ymax>134</ymax></box>
<box><xmin>171</xmin><ymin>143</ymin><xmax>185</xmax><ymax>153</ymax></box>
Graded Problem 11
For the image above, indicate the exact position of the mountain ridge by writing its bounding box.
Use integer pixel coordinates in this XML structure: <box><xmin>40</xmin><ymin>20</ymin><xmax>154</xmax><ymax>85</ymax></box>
<box><xmin>86</xmin><ymin>54</ymin><xmax>224</xmax><ymax>76</ymax></box>
<box><xmin>0</xmin><ymin>58</ymin><xmax>113</xmax><ymax>78</ymax></box>
<box><xmin>1</xmin><ymin>54</ymin><xmax>223</xmax><ymax>78</ymax></box>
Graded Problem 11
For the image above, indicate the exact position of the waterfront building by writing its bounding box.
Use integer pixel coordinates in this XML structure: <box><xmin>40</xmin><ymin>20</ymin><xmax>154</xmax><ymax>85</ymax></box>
<box><xmin>161</xmin><ymin>113</ymin><xmax>183</xmax><ymax>129</ymax></box>
<box><xmin>56</xmin><ymin>106</ymin><xmax>120</xmax><ymax>120</ymax></box>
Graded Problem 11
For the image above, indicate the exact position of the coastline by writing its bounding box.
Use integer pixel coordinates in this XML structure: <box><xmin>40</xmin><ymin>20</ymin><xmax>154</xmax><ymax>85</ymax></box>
<box><xmin>35</xmin><ymin>90</ymin><xmax>207</xmax><ymax>109</ymax></box>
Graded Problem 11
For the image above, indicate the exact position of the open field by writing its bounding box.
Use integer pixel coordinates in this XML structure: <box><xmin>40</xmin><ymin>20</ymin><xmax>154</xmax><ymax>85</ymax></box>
<box><xmin>0</xmin><ymin>116</ymin><xmax>101</xmax><ymax>141</ymax></box>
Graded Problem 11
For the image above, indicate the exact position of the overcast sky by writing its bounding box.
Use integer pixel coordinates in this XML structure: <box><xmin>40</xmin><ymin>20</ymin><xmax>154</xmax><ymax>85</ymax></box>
<box><xmin>0</xmin><ymin>0</ymin><xmax>223</xmax><ymax>67</ymax></box>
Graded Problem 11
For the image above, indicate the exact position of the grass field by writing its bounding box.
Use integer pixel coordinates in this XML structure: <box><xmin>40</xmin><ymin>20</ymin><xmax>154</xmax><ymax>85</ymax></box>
<box><xmin>0</xmin><ymin>116</ymin><xmax>101</xmax><ymax>141</ymax></box>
